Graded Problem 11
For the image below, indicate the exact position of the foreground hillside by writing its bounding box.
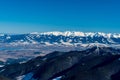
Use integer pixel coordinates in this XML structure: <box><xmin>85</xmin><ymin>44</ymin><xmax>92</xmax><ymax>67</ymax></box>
<box><xmin>0</xmin><ymin>46</ymin><xmax>120</xmax><ymax>80</ymax></box>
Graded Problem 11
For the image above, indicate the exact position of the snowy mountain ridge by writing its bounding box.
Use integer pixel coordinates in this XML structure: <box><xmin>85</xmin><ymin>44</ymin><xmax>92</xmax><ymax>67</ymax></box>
<box><xmin>0</xmin><ymin>31</ymin><xmax>120</xmax><ymax>46</ymax></box>
<box><xmin>34</xmin><ymin>31</ymin><xmax>120</xmax><ymax>38</ymax></box>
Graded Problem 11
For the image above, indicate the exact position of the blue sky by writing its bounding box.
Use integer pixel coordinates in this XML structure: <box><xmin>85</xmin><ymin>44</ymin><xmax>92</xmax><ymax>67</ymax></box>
<box><xmin>0</xmin><ymin>0</ymin><xmax>120</xmax><ymax>33</ymax></box>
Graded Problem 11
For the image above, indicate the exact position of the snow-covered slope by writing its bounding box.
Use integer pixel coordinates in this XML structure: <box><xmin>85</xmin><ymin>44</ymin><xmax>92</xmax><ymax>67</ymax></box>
<box><xmin>0</xmin><ymin>31</ymin><xmax>120</xmax><ymax>46</ymax></box>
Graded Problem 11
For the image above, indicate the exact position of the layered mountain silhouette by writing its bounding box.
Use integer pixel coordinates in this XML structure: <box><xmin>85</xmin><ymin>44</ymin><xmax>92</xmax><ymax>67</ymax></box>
<box><xmin>0</xmin><ymin>46</ymin><xmax>120</xmax><ymax>80</ymax></box>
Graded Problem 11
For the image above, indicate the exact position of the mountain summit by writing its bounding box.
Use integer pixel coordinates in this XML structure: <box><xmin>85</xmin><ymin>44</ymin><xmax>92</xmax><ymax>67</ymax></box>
<box><xmin>0</xmin><ymin>31</ymin><xmax>120</xmax><ymax>46</ymax></box>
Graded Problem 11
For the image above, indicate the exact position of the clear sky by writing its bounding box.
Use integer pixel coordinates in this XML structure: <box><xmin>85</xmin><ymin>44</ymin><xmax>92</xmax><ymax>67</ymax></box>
<box><xmin>0</xmin><ymin>0</ymin><xmax>120</xmax><ymax>33</ymax></box>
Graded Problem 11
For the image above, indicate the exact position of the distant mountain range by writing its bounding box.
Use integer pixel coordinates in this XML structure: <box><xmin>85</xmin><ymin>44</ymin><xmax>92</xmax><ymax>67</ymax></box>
<box><xmin>0</xmin><ymin>31</ymin><xmax>120</xmax><ymax>46</ymax></box>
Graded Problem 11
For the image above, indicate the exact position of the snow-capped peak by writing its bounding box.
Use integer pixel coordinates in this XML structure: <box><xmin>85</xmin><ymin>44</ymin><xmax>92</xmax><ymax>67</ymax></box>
<box><xmin>40</xmin><ymin>31</ymin><xmax>85</xmax><ymax>36</ymax></box>
<box><xmin>0</xmin><ymin>31</ymin><xmax>120</xmax><ymax>46</ymax></box>
<box><xmin>40</xmin><ymin>31</ymin><xmax>63</xmax><ymax>36</ymax></box>
<box><xmin>39</xmin><ymin>31</ymin><xmax>120</xmax><ymax>38</ymax></box>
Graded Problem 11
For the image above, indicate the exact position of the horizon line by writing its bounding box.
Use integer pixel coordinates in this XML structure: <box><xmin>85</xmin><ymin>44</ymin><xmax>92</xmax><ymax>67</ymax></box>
<box><xmin>0</xmin><ymin>31</ymin><xmax>120</xmax><ymax>34</ymax></box>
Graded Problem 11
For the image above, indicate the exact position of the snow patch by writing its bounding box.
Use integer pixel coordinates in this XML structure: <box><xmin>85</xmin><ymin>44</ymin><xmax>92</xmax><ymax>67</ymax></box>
<box><xmin>53</xmin><ymin>76</ymin><xmax>62</xmax><ymax>80</ymax></box>
<box><xmin>16</xmin><ymin>73</ymin><xmax>33</xmax><ymax>80</ymax></box>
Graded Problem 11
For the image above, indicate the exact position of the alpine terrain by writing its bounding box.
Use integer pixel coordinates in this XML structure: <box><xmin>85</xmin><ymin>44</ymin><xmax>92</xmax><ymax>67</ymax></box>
<box><xmin>0</xmin><ymin>31</ymin><xmax>120</xmax><ymax>80</ymax></box>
